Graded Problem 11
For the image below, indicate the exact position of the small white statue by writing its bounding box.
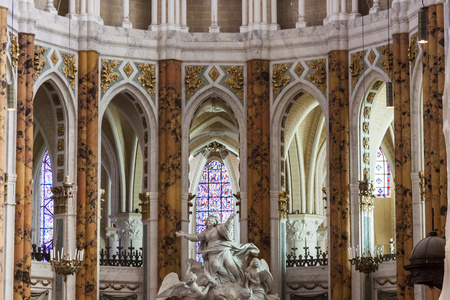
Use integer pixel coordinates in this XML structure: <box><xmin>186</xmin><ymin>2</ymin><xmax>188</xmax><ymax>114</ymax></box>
<box><xmin>157</xmin><ymin>213</ymin><xmax>279</xmax><ymax>300</ymax></box>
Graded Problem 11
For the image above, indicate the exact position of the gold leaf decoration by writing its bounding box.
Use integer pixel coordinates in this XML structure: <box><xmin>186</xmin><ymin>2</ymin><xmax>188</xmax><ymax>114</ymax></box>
<box><xmin>350</xmin><ymin>51</ymin><xmax>365</xmax><ymax>88</ymax></box>
<box><xmin>408</xmin><ymin>33</ymin><xmax>418</xmax><ymax>71</ymax></box>
<box><xmin>137</xmin><ymin>63</ymin><xmax>156</xmax><ymax>98</ymax></box>
<box><xmin>363</xmin><ymin>137</ymin><xmax>369</xmax><ymax>148</ymax></box>
<box><xmin>272</xmin><ymin>63</ymin><xmax>291</xmax><ymax>98</ymax></box>
<box><xmin>101</xmin><ymin>59</ymin><xmax>120</xmax><ymax>94</ymax></box>
<box><xmin>209</xmin><ymin>66</ymin><xmax>220</xmax><ymax>81</ymax></box>
<box><xmin>224</xmin><ymin>66</ymin><xmax>244</xmax><ymax>100</ymax></box>
<box><xmin>379</xmin><ymin>44</ymin><xmax>393</xmax><ymax>79</ymax></box>
<box><xmin>294</xmin><ymin>62</ymin><xmax>304</xmax><ymax>77</ymax></box>
<box><xmin>372</xmin><ymin>80</ymin><xmax>383</xmax><ymax>90</ymax></box>
<box><xmin>51</xmin><ymin>51</ymin><xmax>58</xmax><ymax>65</ymax></box>
<box><xmin>307</xmin><ymin>59</ymin><xmax>327</xmax><ymax>93</ymax></box>
<box><xmin>123</xmin><ymin>62</ymin><xmax>134</xmax><ymax>77</ymax></box>
<box><xmin>9</xmin><ymin>33</ymin><xmax>19</xmax><ymax>71</ymax></box>
<box><xmin>185</xmin><ymin>65</ymin><xmax>205</xmax><ymax>100</ymax></box>
<box><xmin>362</xmin><ymin>122</ymin><xmax>369</xmax><ymax>133</ymax></box>
<box><xmin>368</xmin><ymin>50</ymin><xmax>376</xmax><ymax>65</ymax></box>
<box><xmin>363</xmin><ymin>153</ymin><xmax>370</xmax><ymax>163</ymax></box>
<box><xmin>62</xmin><ymin>53</ymin><xmax>77</xmax><ymax>90</ymax></box>
<box><xmin>34</xmin><ymin>45</ymin><xmax>48</xmax><ymax>79</ymax></box>
<box><xmin>366</xmin><ymin>92</ymin><xmax>375</xmax><ymax>103</ymax></box>
<box><xmin>363</xmin><ymin>107</ymin><xmax>371</xmax><ymax>118</ymax></box>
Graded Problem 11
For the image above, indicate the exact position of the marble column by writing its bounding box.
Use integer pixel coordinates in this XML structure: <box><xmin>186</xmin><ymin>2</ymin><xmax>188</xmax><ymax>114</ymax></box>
<box><xmin>328</xmin><ymin>50</ymin><xmax>351</xmax><ymax>300</ymax></box>
<box><xmin>422</xmin><ymin>4</ymin><xmax>446</xmax><ymax>299</ymax></box>
<box><xmin>392</xmin><ymin>32</ymin><xmax>414</xmax><ymax>300</ymax></box>
<box><xmin>14</xmin><ymin>32</ymin><xmax>34</xmax><ymax>300</ymax></box>
<box><xmin>247</xmin><ymin>60</ymin><xmax>271</xmax><ymax>263</ymax></box>
<box><xmin>76</xmin><ymin>51</ymin><xmax>99</xmax><ymax>300</ymax></box>
<box><xmin>158</xmin><ymin>60</ymin><xmax>182</xmax><ymax>285</ymax></box>
<box><xmin>0</xmin><ymin>6</ymin><xmax>6</xmax><ymax>298</ymax></box>
<box><xmin>122</xmin><ymin>0</ymin><xmax>132</xmax><ymax>28</ymax></box>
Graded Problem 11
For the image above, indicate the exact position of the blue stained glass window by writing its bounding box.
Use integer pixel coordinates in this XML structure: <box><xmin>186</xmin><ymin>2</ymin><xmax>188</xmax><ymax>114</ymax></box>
<box><xmin>40</xmin><ymin>150</ymin><xmax>53</xmax><ymax>251</ymax></box>
<box><xmin>195</xmin><ymin>160</ymin><xmax>234</xmax><ymax>261</ymax></box>
<box><xmin>374</xmin><ymin>147</ymin><xmax>391</xmax><ymax>198</ymax></box>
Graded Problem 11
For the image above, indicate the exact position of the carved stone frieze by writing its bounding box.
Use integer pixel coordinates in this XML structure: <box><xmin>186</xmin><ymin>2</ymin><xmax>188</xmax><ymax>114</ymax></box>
<box><xmin>185</xmin><ymin>65</ymin><xmax>205</xmax><ymax>100</ymax></box>
<box><xmin>34</xmin><ymin>45</ymin><xmax>48</xmax><ymax>79</ymax></box>
<box><xmin>307</xmin><ymin>59</ymin><xmax>327</xmax><ymax>93</ymax></box>
<box><xmin>224</xmin><ymin>66</ymin><xmax>244</xmax><ymax>100</ymax></box>
<box><xmin>137</xmin><ymin>63</ymin><xmax>156</xmax><ymax>98</ymax></box>
<box><xmin>101</xmin><ymin>59</ymin><xmax>120</xmax><ymax>94</ymax></box>
<box><xmin>62</xmin><ymin>53</ymin><xmax>77</xmax><ymax>90</ymax></box>
<box><xmin>272</xmin><ymin>63</ymin><xmax>291</xmax><ymax>98</ymax></box>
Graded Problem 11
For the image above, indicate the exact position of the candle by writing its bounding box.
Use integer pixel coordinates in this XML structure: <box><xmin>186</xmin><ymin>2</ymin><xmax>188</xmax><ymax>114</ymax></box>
<box><xmin>50</xmin><ymin>248</ymin><xmax>53</xmax><ymax>260</ymax></box>
<box><xmin>65</xmin><ymin>176</ymin><xmax>71</xmax><ymax>184</ymax></box>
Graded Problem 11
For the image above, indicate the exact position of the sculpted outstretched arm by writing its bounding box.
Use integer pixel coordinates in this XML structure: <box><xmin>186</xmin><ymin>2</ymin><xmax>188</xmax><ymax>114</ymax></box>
<box><xmin>224</xmin><ymin>213</ymin><xmax>236</xmax><ymax>230</ymax></box>
<box><xmin>176</xmin><ymin>230</ymin><xmax>204</xmax><ymax>242</ymax></box>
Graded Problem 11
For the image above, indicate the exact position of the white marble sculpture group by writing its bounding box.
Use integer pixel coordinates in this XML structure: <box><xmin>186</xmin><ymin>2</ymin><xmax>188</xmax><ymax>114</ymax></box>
<box><xmin>157</xmin><ymin>213</ymin><xmax>279</xmax><ymax>300</ymax></box>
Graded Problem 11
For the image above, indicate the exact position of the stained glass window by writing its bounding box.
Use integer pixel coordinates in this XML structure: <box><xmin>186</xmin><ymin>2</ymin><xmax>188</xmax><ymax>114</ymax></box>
<box><xmin>40</xmin><ymin>150</ymin><xmax>54</xmax><ymax>251</ymax></box>
<box><xmin>374</xmin><ymin>147</ymin><xmax>391</xmax><ymax>197</ymax></box>
<box><xmin>195</xmin><ymin>160</ymin><xmax>234</xmax><ymax>261</ymax></box>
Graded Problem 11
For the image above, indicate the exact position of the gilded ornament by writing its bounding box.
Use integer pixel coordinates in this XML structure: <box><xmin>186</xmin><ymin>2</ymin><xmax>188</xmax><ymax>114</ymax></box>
<box><xmin>139</xmin><ymin>192</ymin><xmax>150</xmax><ymax>220</ymax></box>
<box><xmin>379</xmin><ymin>44</ymin><xmax>393</xmax><ymax>79</ymax></box>
<box><xmin>363</xmin><ymin>153</ymin><xmax>370</xmax><ymax>164</ymax></box>
<box><xmin>57</xmin><ymin>155</ymin><xmax>64</xmax><ymax>166</ymax></box>
<box><xmin>278</xmin><ymin>190</ymin><xmax>290</xmax><ymax>219</ymax></box>
<box><xmin>57</xmin><ymin>108</ymin><xmax>63</xmax><ymax>121</ymax></box>
<box><xmin>123</xmin><ymin>62</ymin><xmax>134</xmax><ymax>77</ymax></box>
<box><xmin>368</xmin><ymin>50</ymin><xmax>376</xmax><ymax>65</ymax></box>
<box><xmin>280</xmin><ymin>131</ymin><xmax>285</xmax><ymax>143</ymax></box>
<box><xmin>58</xmin><ymin>139</ymin><xmax>64</xmax><ymax>151</ymax></box>
<box><xmin>101</xmin><ymin>59</ymin><xmax>120</xmax><ymax>94</ymax></box>
<box><xmin>185</xmin><ymin>65</ymin><xmax>205</xmax><ymax>100</ymax></box>
<box><xmin>366</xmin><ymin>92</ymin><xmax>375</xmax><ymax>103</ymax></box>
<box><xmin>372</xmin><ymin>81</ymin><xmax>383</xmax><ymax>90</ymax></box>
<box><xmin>362</xmin><ymin>122</ymin><xmax>369</xmax><ymax>133</ymax></box>
<box><xmin>363</xmin><ymin>137</ymin><xmax>369</xmax><ymax>148</ymax></box>
<box><xmin>281</xmin><ymin>145</ymin><xmax>284</xmax><ymax>156</ymax></box>
<box><xmin>363</xmin><ymin>168</ymin><xmax>370</xmax><ymax>179</ymax></box>
<box><xmin>350</xmin><ymin>51</ymin><xmax>366</xmax><ymax>87</ymax></box>
<box><xmin>285</xmin><ymin>102</ymin><xmax>293</xmax><ymax>114</ymax></box>
<box><xmin>281</xmin><ymin>176</ymin><xmax>285</xmax><ymax>187</ymax></box>
<box><xmin>57</xmin><ymin>170</ymin><xmax>63</xmax><ymax>182</ymax></box>
<box><xmin>58</xmin><ymin>124</ymin><xmax>64</xmax><ymax>136</ymax></box>
<box><xmin>51</xmin><ymin>51</ymin><xmax>58</xmax><ymax>65</ymax></box>
<box><xmin>34</xmin><ymin>46</ymin><xmax>49</xmax><ymax>78</ymax></box>
<box><xmin>52</xmin><ymin>93</ymin><xmax>60</xmax><ymax>105</ymax></box>
<box><xmin>294</xmin><ymin>62</ymin><xmax>304</xmax><ymax>77</ymax></box>
<box><xmin>272</xmin><ymin>63</ymin><xmax>291</xmax><ymax>98</ymax></box>
<box><xmin>307</xmin><ymin>59</ymin><xmax>327</xmax><ymax>93</ymax></box>
<box><xmin>135</xmin><ymin>103</ymin><xmax>143</xmax><ymax>114</ymax></box>
<box><xmin>61</xmin><ymin>53</ymin><xmax>77</xmax><ymax>90</ymax></box>
<box><xmin>281</xmin><ymin>116</ymin><xmax>287</xmax><ymax>128</ymax></box>
<box><xmin>9</xmin><ymin>33</ymin><xmax>19</xmax><ymax>71</ymax></box>
<box><xmin>224</xmin><ymin>66</ymin><xmax>244</xmax><ymax>100</ymax></box>
<box><xmin>363</xmin><ymin>107</ymin><xmax>371</xmax><ymax>118</ymax></box>
<box><xmin>408</xmin><ymin>33</ymin><xmax>418</xmax><ymax>70</ymax></box>
<box><xmin>209</xmin><ymin>66</ymin><xmax>220</xmax><ymax>81</ymax></box>
<box><xmin>281</xmin><ymin>161</ymin><xmax>285</xmax><ymax>172</ymax></box>
<box><xmin>137</xmin><ymin>63</ymin><xmax>156</xmax><ymax>98</ymax></box>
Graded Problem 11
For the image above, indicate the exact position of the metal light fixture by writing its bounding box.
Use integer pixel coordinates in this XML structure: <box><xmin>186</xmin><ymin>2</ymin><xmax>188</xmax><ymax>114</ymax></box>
<box><xmin>418</xmin><ymin>6</ymin><xmax>428</xmax><ymax>44</ymax></box>
<box><xmin>386</xmin><ymin>81</ymin><xmax>394</xmax><ymax>107</ymax></box>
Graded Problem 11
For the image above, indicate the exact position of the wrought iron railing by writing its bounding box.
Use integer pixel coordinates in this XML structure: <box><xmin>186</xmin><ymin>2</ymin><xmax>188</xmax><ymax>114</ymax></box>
<box><xmin>99</xmin><ymin>246</ymin><xmax>143</xmax><ymax>267</ymax></box>
<box><xmin>286</xmin><ymin>246</ymin><xmax>328</xmax><ymax>267</ymax></box>
<box><xmin>382</xmin><ymin>253</ymin><xmax>396</xmax><ymax>262</ymax></box>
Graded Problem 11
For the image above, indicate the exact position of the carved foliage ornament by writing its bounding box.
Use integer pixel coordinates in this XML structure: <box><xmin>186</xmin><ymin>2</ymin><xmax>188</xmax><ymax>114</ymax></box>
<box><xmin>9</xmin><ymin>33</ymin><xmax>19</xmax><ymax>71</ymax></box>
<box><xmin>307</xmin><ymin>59</ymin><xmax>327</xmax><ymax>93</ymax></box>
<box><xmin>224</xmin><ymin>66</ymin><xmax>244</xmax><ymax>100</ymax></box>
<box><xmin>34</xmin><ymin>45</ymin><xmax>48</xmax><ymax>79</ymax></box>
<box><xmin>272</xmin><ymin>63</ymin><xmax>291</xmax><ymax>98</ymax></box>
<box><xmin>101</xmin><ymin>59</ymin><xmax>120</xmax><ymax>94</ymax></box>
<box><xmin>185</xmin><ymin>65</ymin><xmax>205</xmax><ymax>100</ymax></box>
<box><xmin>409</xmin><ymin>33</ymin><xmax>418</xmax><ymax>70</ymax></box>
<box><xmin>350</xmin><ymin>51</ymin><xmax>365</xmax><ymax>88</ymax></box>
<box><xmin>51</xmin><ymin>51</ymin><xmax>58</xmax><ymax>65</ymax></box>
<box><xmin>209</xmin><ymin>66</ymin><xmax>220</xmax><ymax>81</ymax></box>
<box><xmin>278</xmin><ymin>190</ymin><xmax>290</xmax><ymax>219</ymax></box>
<box><xmin>62</xmin><ymin>53</ymin><xmax>77</xmax><ymax>90</ymax></box>
<box><xmin>379</xmin><ymin>44</ymin><xmax>393</xmax><ymax>79</ymax></box>
<box><xmin>138</xmin><ymin>63</ymin><xmax>156</xmax><ymax>98</ymax></box>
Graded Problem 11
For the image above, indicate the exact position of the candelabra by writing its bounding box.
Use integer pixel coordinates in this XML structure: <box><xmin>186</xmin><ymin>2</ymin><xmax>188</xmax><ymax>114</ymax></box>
<box><xmin>348</xmin><ymin>246</ymin><xmax>384</xmax><ymax>274</ymax></box>
<box><xmin>50</xmin><ymin>248</ymin><xmax>84</xmax><ymax>299</ymax></box>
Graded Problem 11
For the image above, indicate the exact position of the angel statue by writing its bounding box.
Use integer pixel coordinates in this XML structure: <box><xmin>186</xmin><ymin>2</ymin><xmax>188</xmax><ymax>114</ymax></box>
<box><xmin>176</xmin><ymin>213</ymin><xmax>260</xmax><ymax>286</ymax></box>
<box><xmin>245</xmin><ymin>258</ymin><xmax>280</xmax><ymax>300</ymax></box>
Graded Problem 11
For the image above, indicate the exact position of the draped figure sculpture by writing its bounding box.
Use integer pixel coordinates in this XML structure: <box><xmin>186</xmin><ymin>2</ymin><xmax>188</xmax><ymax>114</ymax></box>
<box><xmin>157</xmin><ymin>213</ymin><xmax>279</xmax><ymax>300</ymax></box>
<box><xmin>176</xmin><ymin>213</ymin><xmax>259</xmax><ymax>285</ymax></box>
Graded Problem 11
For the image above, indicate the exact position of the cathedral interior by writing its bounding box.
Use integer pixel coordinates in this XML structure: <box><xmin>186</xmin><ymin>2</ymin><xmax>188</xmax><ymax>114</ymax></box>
<box><xmin>0</xmin><ymin>0</ymin><xmax>450</xmax><ymax>299</ymax></box>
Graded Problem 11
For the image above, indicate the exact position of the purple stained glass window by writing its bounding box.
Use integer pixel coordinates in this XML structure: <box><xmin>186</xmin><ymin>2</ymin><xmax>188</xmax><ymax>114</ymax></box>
<box><xmin>195</xmin><ymin>160</ymin><xmax>234</xmax><ymax>261</ymax></box>
<box><xmin>374</xmin><ymin>147</ymin><xmax>391</xmax><ymax>198</ymax></box>
<box><xmin>40</xmin><ymin>150</ymin><xmax>53</xmax><ymax>251</ymax></box>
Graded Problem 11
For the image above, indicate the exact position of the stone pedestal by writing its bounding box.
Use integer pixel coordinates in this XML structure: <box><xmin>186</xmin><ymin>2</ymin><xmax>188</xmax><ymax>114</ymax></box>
<box><xmin>111</xmin><ymin>213</ymin><xmax>143</xmax><ymax>251</ymax></box>
<box><xmin>286</xmin><ymin>214</ymin><xmax>326</xmax><ymax>255</ymax></box>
